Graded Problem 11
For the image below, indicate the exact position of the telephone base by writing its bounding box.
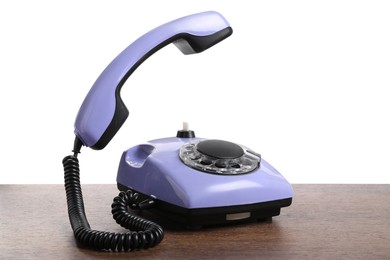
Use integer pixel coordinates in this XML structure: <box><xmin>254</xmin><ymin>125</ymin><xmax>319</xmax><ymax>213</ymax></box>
<box><xmin>117</xmin><ymin>183</ymin><xmax>292</xmax><ymax>228</ymax></box>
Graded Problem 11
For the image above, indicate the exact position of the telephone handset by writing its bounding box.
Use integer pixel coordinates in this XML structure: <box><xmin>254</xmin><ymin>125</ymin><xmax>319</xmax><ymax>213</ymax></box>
<box><xmin>63</xmin><ymin>11</ymin><xmax>293</xmax><ymax>252</ymax></box>
<box><xmin>74</xmin><ymin>11</ymin><xmax>232</xmax><ymax>149</ymax></box>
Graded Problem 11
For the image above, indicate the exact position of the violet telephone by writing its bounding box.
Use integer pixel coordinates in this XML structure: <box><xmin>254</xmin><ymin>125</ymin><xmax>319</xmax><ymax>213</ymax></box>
<box><xmin>62</xmin><ymin>11</ymin><xmax>293</xmax><ymax>252</ymax></box>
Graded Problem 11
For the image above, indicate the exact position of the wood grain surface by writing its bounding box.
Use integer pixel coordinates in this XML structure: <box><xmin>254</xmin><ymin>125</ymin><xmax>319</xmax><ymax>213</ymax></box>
<box><xmin>1</xmin><ymin>184</ymin><xmax>389</xmax><ymax>259</ymax></box>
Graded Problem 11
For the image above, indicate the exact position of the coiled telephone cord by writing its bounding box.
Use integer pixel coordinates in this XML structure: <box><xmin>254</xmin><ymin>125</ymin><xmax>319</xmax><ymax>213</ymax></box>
<box><xmin>62</xmin><ymin>137</ymin><xmax>164</xmax><ymax>252</ymax></box>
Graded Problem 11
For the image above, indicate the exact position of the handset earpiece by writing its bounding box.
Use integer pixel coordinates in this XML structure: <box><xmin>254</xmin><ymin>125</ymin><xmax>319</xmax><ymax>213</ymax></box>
<box><xmin>74</xmin><ymin>11</ymin><xmax>232</xmax><ymax>149</ymax></box>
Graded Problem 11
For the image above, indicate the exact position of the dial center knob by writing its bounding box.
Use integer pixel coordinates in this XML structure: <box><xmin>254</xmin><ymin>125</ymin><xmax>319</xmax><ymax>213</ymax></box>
<box><xmin>196</xmin><ymin>139</ymin><xmax>244</xmax><ymax>159</ymax></box>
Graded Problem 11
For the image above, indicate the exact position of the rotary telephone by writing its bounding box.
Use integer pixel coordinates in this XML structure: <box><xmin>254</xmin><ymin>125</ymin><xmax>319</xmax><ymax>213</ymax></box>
<box><xmin>63</xmin><ymin>11</ymin><xmax>293</xmax><ymax>252</ymax></box>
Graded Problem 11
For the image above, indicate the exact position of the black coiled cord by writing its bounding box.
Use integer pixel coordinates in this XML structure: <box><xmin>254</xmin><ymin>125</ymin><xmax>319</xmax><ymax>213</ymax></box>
<box><xmin>62</xmin><ymin>139</ymin><xmax>164</xmax><ymax>252</ymax></box>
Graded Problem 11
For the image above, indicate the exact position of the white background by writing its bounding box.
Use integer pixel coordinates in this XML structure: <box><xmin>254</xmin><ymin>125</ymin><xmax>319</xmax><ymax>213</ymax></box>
<box><xmin>1</xmin><ymin>1</ymin><xmax>389</xmax><ymax>184</ymax></box>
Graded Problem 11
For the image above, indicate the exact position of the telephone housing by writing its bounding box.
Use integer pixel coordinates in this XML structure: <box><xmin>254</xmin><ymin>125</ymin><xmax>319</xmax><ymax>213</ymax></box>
<box><xmin>117</xmin><ymin>135</ymin><xmax>292</xmax><ymax>227</ymax></box>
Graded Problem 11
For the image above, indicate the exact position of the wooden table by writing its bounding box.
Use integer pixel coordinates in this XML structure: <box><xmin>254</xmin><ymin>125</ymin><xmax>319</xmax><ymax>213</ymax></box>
<box><xmin>1</xmin><ymin>185</ymin><xmax>389</xmax><ymax>259</ymax></box>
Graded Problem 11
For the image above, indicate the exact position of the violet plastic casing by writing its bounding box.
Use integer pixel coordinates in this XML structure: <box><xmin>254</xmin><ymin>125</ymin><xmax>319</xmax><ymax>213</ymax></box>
<box><xmin>74</xmin><ymin>11</ymin><xmax>233</xmax><ymax>149</ymax></box>
<box><xmin>117</xmin><ymin>137</ymin><xmax>294</xmax><ymax>209</ymax></box>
